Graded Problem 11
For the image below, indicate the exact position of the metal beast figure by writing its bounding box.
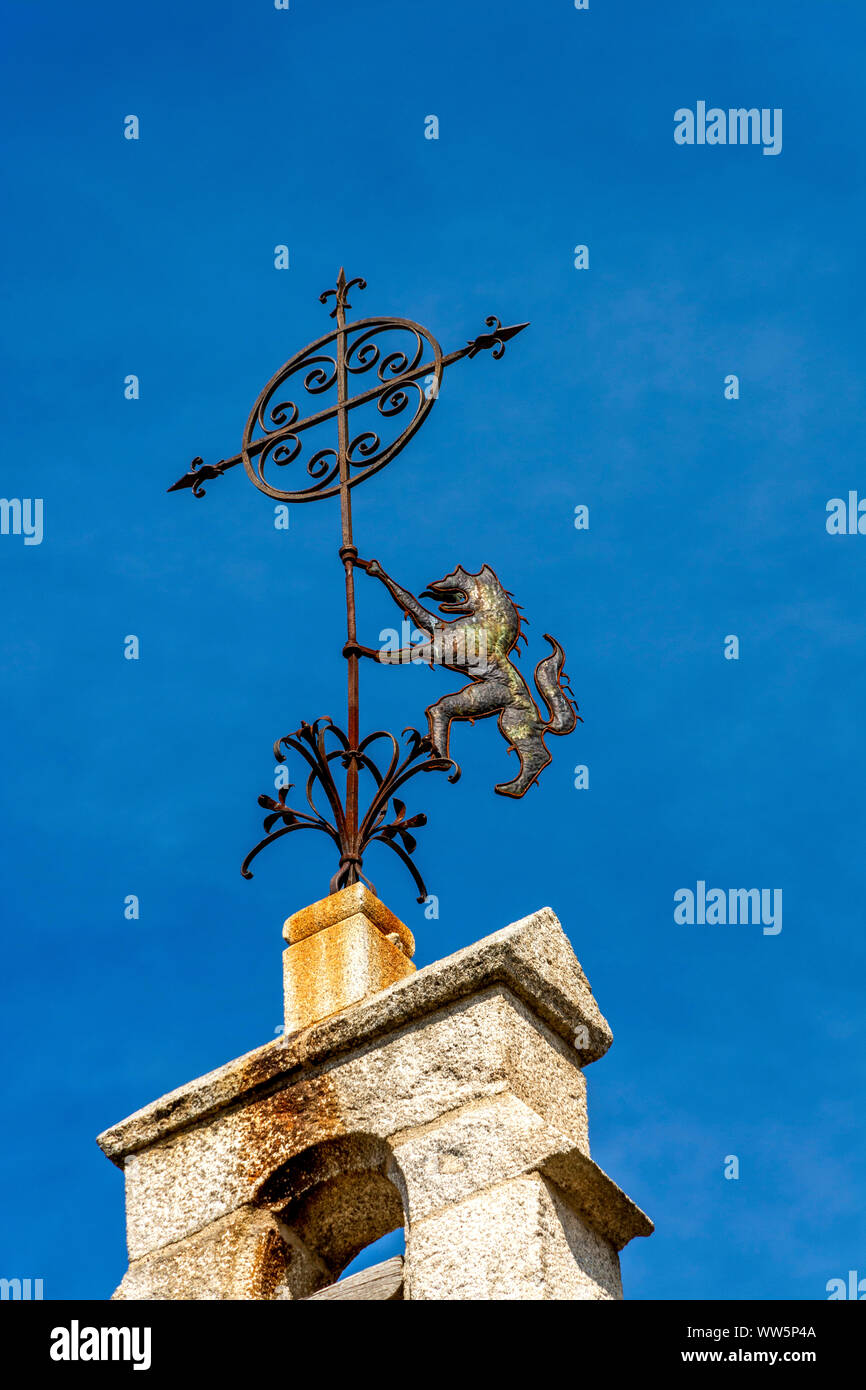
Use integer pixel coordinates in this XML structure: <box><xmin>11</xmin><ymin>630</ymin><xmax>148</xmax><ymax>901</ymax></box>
<box><xmin>347</xmin><ymin>558</ymin><xmax>581</xmax><ymax>798</ymax></box>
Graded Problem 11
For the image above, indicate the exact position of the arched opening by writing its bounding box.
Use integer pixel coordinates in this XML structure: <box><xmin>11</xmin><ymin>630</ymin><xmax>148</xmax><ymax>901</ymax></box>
<box><xmin>256</xmin><ymin>1134</ymin><xmax>405</xmax><ymax>1297</ymax></box>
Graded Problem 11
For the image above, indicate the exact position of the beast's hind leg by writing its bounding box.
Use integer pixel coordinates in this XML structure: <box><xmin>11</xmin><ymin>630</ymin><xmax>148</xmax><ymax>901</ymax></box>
<box><xmin>426</xmin><ymin>682</ymin><xmax>506</xmax><ymax>764</ymax></box>
<box><xmin>495</xmin><ymin>705</ymin><xmax>552</xmax><ymax>797</ymax></box>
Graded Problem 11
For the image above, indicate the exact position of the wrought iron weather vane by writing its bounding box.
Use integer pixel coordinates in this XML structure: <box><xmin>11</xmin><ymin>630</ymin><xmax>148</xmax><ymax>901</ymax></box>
<box><xmin>169</xmin><ymin>270</ymin><xmax>579</xmax><ymax>901</ymax></box>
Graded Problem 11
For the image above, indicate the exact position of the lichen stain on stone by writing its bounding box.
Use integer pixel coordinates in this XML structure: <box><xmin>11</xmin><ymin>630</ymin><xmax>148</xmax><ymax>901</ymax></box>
<box><xmin>234</xmin><ymin>1069</ymin><xmax>349</xmax><ymax>1194</ymax></box>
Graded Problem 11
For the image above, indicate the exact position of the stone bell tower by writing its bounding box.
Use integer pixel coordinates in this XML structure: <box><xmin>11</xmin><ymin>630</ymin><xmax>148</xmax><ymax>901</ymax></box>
<box><xmin>98</xmin><ymin>884</ymin><xmax>652</xmax><ymax>1300</ymax></box>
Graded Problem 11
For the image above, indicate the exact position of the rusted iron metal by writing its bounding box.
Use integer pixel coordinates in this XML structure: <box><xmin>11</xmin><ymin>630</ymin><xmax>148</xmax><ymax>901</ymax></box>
<box><xmin>169</xmin><ymin>270</ymin><xmax>577</xmax><ymax>901</ymax></box>
<box><xmin>167</xmin><ymin>274</ymin><xmax>528</xmax><ymax>504</ymax></box>
<box><xmin>241</xmin><ymin>719</ymin><xmax>450</xmax><ymax>901</ymax></box>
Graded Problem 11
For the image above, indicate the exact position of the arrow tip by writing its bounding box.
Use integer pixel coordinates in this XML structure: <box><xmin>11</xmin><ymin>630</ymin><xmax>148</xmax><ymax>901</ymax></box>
<box><xmin>167</xmin><ymin>458</ymin><xmax>222</xmax><ymax>497</ymax></box>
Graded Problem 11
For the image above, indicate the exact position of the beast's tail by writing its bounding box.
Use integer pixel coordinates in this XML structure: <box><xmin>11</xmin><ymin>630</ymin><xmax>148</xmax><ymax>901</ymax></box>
<box><xmin>534</xmin><ymin>634</ymin><xmax>581</xmax><ymax>736</ymax></box>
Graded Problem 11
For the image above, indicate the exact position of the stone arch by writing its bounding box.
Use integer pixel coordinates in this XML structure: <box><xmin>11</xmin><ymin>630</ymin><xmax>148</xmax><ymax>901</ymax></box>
<box><xmin>255</xmin><ymin>1133</ymin><xmax>405</xmax><ymax>1285</ymax></box>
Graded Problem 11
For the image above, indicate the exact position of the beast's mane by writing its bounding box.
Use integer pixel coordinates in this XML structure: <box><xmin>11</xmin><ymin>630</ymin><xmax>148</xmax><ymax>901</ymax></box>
<box><xmin>461</xmin><ymin>567</ymin><xmax>530</xmax><ymax>658</ymax></box>
<box><xmin>505</xmin><ymin>589</ymin><xmax>530</xmax><ymax>654</ymax></box>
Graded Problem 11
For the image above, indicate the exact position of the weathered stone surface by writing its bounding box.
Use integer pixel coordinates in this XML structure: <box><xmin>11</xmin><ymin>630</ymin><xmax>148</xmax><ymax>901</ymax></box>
<box><xmin>539</xmin><ymin>1147</ymin><xmax>654</xmax><ymax>1251</ymax></box>
<box><xmin>284</xmin><ymin>883</ymin><xmax>415</xmax><ymax>956</ymax></box>
<box><xmin>120</xmin><ymin>1072</ymin><xmax>347</xmax><ymax>1261</ymax></box>
<box><xmin>113</xmin><ymin>1206</ymin><xmax>329</xmax><ymax>1301</ymax></box>
<box><xmin>97</xmin><ymin>905</ymin><xmax>611</xmax><ymax>1168</ymax></box>
<box><xmin>391</xmin><ymin>1092</ymin><xmax>588</xmax><ymax>1224</ymax></box>
<box><xmin>98</xmin><ymin>902</ymin><xmax>653</xmax><ymax>1299</ymax></box>
<box><xmin>283</xmin><ymin>913</ymin><xmax>415</xmax><ymax>1035</ymax></box>
<box><xmin>404</xmin><ymin>1174</ymin><xmax>624</xmax><ymax>1300</ymax></box>
<box><xmin>299</xmin><ymin>903</ymin><xmax>613</xmax><ymax>1072</ymax></box>
<box><xmin>119</xmin><ymin>989</ymin><xmax>591</xmax><ymax>1261</ymax></box>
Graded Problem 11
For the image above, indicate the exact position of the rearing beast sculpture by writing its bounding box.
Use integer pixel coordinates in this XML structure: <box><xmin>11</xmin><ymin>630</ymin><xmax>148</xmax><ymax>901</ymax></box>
<box><xmin>348</xmin><ymin>558</ymin><xmax>580</xmax><ymax>797</ymax></box>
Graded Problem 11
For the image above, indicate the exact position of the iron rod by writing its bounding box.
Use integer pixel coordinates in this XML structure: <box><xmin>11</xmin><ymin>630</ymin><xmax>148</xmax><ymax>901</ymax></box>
<box><xmin>335</xmin><ymin>274</ymin><xmax>360</xmax><ymax>876</ymax></box>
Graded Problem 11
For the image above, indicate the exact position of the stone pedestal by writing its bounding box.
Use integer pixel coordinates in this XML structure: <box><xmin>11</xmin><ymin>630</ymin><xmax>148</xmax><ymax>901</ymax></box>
<box><xmin>281</xmin><ymin>883</ymin><xmax>415</xmax><ymax>1034</ymax></box>
<box><xmin>98</xmin><ymin>901</ymin><xmax>652</xmax><ymax>1300</ymax></box>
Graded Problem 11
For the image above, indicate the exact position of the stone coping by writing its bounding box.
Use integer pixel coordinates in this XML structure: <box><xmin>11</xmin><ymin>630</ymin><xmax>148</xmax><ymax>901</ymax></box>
<box><xmin>539</xmin><ymin>1150</ymin><xmax>654</xmax><ymax>1249</ymax></box>
<box><xmin>97</xmin><ymin>905</ymin><xmax>612</xmax><ymax>1167</ymax></box>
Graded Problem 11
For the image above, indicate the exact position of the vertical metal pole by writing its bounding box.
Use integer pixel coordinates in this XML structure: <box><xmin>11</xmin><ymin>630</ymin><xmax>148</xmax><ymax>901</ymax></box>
<box><xmin>335</xmin><ymin>270</ymin><xmax>359</xmax><ymax>880</ymax></box>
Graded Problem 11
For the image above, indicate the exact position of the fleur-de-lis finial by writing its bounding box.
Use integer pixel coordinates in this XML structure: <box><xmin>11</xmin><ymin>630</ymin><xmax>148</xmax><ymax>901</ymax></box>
<box><xmin>319</xmin><ymin>267</ymin><xmax>367</xmax><ymax>319</ymax></box>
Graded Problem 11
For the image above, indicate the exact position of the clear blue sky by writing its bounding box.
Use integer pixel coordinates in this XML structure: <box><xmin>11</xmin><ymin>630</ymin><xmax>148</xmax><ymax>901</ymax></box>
<box><xmin>1</xmin><ymin>0</ymin><xmax>864</xmax><ymax>1300</ymax></box>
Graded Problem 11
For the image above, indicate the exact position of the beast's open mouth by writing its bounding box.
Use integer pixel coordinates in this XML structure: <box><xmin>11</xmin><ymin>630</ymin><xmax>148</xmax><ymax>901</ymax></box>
<box><xmin>421</xmin><ymin>583</ymin><xmax>470</xmax><ymax>614</ymax></box>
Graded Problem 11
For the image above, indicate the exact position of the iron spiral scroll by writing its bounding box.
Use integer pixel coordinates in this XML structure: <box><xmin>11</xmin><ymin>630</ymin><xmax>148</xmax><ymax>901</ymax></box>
<box><xmin>241</xmin><ymin>314</ymin><xmax>442</xmax><ymax>502</ymax></box>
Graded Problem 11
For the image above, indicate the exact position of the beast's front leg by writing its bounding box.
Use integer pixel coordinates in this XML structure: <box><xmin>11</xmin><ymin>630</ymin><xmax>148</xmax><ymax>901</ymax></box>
<box><xmin>357</xmin><ymin>557</ymin><xmax>441</xmax><ymax>633</ymax></box>
<box><xmin>343</xmin><ymin>639</ymin><xmax>435</xmax><ymax>666</ymax></box>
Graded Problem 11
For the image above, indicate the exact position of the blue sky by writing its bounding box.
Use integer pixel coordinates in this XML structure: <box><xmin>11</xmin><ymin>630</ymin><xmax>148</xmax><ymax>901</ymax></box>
<box><xmin>1</xmin><ymin>0</ymin><xmax>864</xmax><ymax>1300</ymax></box>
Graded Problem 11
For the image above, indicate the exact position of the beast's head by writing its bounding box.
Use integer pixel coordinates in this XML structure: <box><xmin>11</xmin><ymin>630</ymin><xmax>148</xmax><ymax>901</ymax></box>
<box><xmin>420</xmin><ymin>566</ymin><xmax>480</xmax><ymax>615</ymax></box>
<box><xmin>420</xmin><ymin>565</ymin><xmax>509</xmax><ymax>617</ymax></box>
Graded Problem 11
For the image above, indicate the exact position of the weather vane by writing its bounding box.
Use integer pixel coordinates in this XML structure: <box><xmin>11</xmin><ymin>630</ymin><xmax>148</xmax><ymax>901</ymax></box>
<box><xmin>169</xmin><ymin>269</ymin><xmax>580</xmax><ymax>902</ymax></box>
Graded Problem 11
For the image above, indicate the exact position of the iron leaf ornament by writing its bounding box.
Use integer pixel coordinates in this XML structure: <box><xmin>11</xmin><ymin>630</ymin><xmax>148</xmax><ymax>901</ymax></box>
<box><xmin>169</xmin><ymin>270</ymin><xmax>578</xmax><ymax>901</ymax></box>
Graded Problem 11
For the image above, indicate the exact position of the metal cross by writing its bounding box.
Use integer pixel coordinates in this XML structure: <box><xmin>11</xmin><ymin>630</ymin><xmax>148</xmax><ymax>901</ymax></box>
<box><xmin>169</xmin><ymin>270</ymin><xmax>528</xmax><ymax>900</ymax></box>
